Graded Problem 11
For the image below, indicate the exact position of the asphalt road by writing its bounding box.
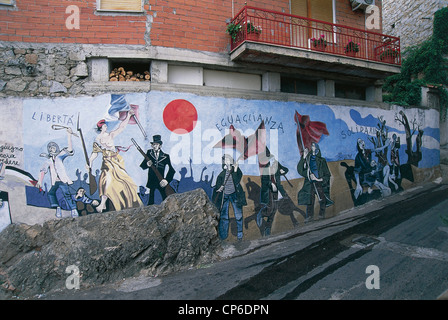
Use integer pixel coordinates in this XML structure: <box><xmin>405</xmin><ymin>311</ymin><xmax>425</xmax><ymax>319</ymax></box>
<box><xmin>41</xmin><ymin>182</ymin><xmax>448</xmax><ymax>302</ymax></box>
<box><xmin>266</xmin><ymin>194</ymin><xmax>448</xmax><ymax>300</ymax></box>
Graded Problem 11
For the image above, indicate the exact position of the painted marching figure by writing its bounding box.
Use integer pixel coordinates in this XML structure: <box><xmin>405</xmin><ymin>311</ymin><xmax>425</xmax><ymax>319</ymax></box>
<box><xmin>297</xmin><ymin>142</ymin><xmax>333</xmax><ymax>221</ymax></box>
<box><xmin>354</xmin><ymin>138</ymin><xmax>391</xmax><ymax>199</ymax></box>
<box><xmin>389</xmin><ymin>133</ymin><xmax>401</xmax><ymax>191</ymax></box>
<box><xmin>256</xmin><ymin>151</ymin><xmax>300</xmax><ymax>236</ymax></box>
<box><xmin>36</xmin><ymin>127</ymin><xmax>79</xmax><ymax>218</ymax></box>
<box><xmin>212</xmin><ymin>154</ymin><xmax>247</xmax><ymax>241</ymax></box>
<box><xmin>139</xmin><ymin>135</ymin><xmax>175</xmax><ymax>205</ymax></box>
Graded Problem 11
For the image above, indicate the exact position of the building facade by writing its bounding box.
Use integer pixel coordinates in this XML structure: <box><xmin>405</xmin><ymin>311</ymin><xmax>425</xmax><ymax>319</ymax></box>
<box><xmin>0</xmin><ymin>1</ymin><xmax>441</xmax><ymax>242</ymax></box>
<box><xmin>383</xmin><ymin>0</ymin><xmax>448</xmax><ymax>52</ymax></box>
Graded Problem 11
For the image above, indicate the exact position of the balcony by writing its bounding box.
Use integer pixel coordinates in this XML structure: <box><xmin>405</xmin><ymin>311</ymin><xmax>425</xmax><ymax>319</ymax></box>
<box><xmin>228</xmin><ymin>6</ymin><xmax>401</xmax><ymax>81</ymax></box>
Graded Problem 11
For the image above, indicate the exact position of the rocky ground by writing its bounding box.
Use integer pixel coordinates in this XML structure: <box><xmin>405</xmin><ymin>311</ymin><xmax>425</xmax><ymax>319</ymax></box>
<box><xmin>0</xmin><ymin>188</ymin><xmax>221</xmax><ymax>299</ymax></box>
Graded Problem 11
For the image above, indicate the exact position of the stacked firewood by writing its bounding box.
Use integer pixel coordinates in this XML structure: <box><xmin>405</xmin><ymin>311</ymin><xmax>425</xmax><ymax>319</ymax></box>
<box><xmin>109</xmin><ymin>67</ymin><xmax>151</xmax><ymax>82</ymax></box>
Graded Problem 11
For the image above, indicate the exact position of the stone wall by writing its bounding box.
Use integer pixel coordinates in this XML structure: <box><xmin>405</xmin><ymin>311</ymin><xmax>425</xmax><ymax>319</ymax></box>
<box><xmin>0</xmin><ymin>43</ymin><xmax>88</xmax><ymax>98</ymax></box>
<box><xmin>382</xmin><ymin>0</ymin><xmax>448</xmax><ymax>52</ymax></box>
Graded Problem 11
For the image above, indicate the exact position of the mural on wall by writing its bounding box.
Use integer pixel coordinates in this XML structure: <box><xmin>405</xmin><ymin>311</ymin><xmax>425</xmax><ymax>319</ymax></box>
<box><xmin>13</xmin><ymin>90</ymin><xmax>439</xmax><ymax>240</ymax></box>
<box><xmin>0</xmin><ymin>190</ymin><xmax>11</xmax><ymax>233</ymax></box>
<box><xmin>137</xmin><ymin>134</ymin><xmax>176</xmax><ymax>206</ymax></box>
<box><xmin>340</xmin><ymin>109</ymin><xmax>430</xmax><ymax>206</ymax></box>
<box><xmin>87</xmin><ymin>100</ymin><xmax>143</xmax><ymax>213</ymax></box>
<box><xmin>295</xmin><ymin>111</ymin><xmax>333</xmax><ymax>221</ymax></box>
<box><xmin>0</xmin><ymin>141</ymin><xmax>38</xmax><ymax>230</ymax></box>
<box><xmin>35</xmin><ymin>126</ymin><xmax>79</xmax><ymax>218</ymax></box>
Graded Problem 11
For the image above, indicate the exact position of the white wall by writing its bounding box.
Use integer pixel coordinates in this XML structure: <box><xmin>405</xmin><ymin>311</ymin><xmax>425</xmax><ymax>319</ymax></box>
<box><xmin>168</xmin><ymin>65</ymin><xmax>203</xmax><ymax>86</ymax></box>
<box><xmin>203</xmin><ymin>70</ymin><xmax>261</xmax><ymax>91</ymax></box>
<box><xmin>168</xmin><ymin>66</ymin><xmax>262</xmax><ymax>91</ymax></box>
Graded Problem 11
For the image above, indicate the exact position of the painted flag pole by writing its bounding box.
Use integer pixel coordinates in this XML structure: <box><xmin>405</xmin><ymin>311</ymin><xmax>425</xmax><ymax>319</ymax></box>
<box><xmin>109</xmin><ymin>95</ymin><xmax>147</xmax><ymax>139</ymax></box>
<box><xmin>297</xmin><ymin>120</ymin><xmax>306</xmax><ymax>157</ymax></box>
<box><xmin>77</xmin><ymin>113</ymin><xmax>98</xmax><ymax>195</ymax></box>
<box><xmin>132</xmin><ymin>113</ymin><xmax>148</xmax><ymax>140</ymax></box>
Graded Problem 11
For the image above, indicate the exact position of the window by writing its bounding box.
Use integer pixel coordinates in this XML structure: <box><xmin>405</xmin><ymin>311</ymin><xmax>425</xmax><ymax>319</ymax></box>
<box><xmin>109</xmin><ymin>59</ymin><xmax>151</xmax><ymax>81</ymax></box>
<box><xmin>281</xmin><ymin>77</ymin><xmax>317</xmax><ymax>95</ymax></box>
<box><xmin>0</xmin><ymin>0</ymin><xmax>13</xmax><ymax>5</ymax></box>
<box><xmin>291</xmin><ymin>0</ymin><xmax>334</xmax><ymax>23</ymax></box>
<box><xmin>335</xmin><ymin>83</ymin><xmax>366</xmax><ymax>100</ymax></box>
<box><xmin>291</xmin><ymin>0</ymin><xmax>335</xmax><ymax>47</ymax></box>
<box><xmin>98</xmin><ymin>0</ymin><xmax>143</xmax><ymax>12</ymax></box>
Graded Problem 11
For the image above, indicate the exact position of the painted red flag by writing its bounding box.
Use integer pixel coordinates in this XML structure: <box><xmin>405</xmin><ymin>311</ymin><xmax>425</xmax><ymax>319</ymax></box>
<box><xmin>214</xmin><ymin>121</ymin><xmax>266</xmax><ymax>161</ymax></box>
<box><xmin>213</xmin><ymin>124</ymin><xmax>244</xmax><ymax>153</ymax></box>
<box><xmin>294</xmin><ymin>111</ymin><xmax>329</xmax><ymax>155</ymax></box>
<box><xmin>240</xmin><ymin>121</ymin><xmax>266</xmax><ymax>161</ymax></box>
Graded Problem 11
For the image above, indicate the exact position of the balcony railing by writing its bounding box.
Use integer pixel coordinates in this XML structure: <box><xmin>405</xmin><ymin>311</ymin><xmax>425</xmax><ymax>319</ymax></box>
<box><xmin>229</xmin><ymin>6</ymin><xmax>401</xmax><ymax>66</ymax></box>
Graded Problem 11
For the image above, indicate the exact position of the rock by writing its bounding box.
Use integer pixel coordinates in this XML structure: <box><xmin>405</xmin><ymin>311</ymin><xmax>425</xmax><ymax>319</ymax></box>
<box><xmin>55</xmin><ymin>65</ymin><xmax>69</xmax><ymax>76</ymax></box>
<box><xmin>5</xmin><ymin>66</ymin><xmax>22</xmax><ymax>76</ymax></box>
<box><xmin>50</xmin><ymin>81</ymin><xmax>67</xmax><ymax>93</ymax></box>
<box><xmin>0</xmin><ymin>188</ymin><xmax>221</xmax><ymax>299</ymax></box>
<box><xmin>5</xmin><ymin>78</ymin><xmax>27</xmax><ymax>92</ymax></box>
<box><xmin>25</xmin><ymin>53</ymin><xmax>38</xmax><ymax>65</ymax></box>
<box><xmin>70</xmin><ymin>62</ymin><xmax>88</xmax><ymax>77</ymax></box>
<box><xmin>13</xmin><ymin>48</ymin><xmax>26</xmax><ymax>55</ymax></box>
<box><xmin>28</xmin><ymin>81</ymin><xmax>38</xmax><ymax>92</ymax></box>
<box><xmin>68</xmin><ymin>51</ymin><xmax>86</xmax><ymax>62</ymax></box>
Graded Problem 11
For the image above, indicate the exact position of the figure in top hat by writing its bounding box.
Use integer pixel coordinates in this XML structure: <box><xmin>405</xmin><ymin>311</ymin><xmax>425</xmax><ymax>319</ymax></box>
<box><xmin>140</xmin><ymin>135</ymin><xmax>175</xmax><ymax>205</ymax></box>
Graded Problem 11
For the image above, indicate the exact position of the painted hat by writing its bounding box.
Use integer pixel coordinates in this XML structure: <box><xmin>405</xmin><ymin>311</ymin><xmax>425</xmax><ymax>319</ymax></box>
<box><xmin>47</xmin><ymin>141</ymin><xmax>60</xmax><ymax>155</ymax></box>
<box><xmin>151</xmin><ymin>135</ymin><xmax>163</xmax><ymax>145</ymax></box>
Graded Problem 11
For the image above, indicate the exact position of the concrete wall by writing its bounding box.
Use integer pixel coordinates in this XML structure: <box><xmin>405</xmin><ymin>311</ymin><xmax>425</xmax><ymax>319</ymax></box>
<box><xmin>0</xmin><ymin>90</ymin><xmax>441</xmax><ymax>241</ymax></box>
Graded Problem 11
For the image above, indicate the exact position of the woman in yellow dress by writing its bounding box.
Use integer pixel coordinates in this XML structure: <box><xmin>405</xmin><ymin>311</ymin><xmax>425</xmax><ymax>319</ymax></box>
<box><xmin>87</xmin><ymin>109</ymin><xmax>142</xmax><ymax>213</ymax></box>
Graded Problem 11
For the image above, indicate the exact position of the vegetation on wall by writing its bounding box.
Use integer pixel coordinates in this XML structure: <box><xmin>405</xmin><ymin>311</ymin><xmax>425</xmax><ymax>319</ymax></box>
<box><xmin>383</xmin><ymin>7</ymin><xmax>448</xmax><ymax>119</ymax></box>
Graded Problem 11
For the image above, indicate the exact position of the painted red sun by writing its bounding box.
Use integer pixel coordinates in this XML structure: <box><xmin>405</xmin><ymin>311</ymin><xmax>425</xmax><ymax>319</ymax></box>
<box><xmin>163</xmin><ymin>99</ymin><xmax>198</xmax><ymax>134</ymax></box>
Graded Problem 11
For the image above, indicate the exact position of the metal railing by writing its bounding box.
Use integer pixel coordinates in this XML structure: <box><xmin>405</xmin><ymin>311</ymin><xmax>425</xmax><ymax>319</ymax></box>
<box><xmin>229</xmin><ymin>6</ymin><xmax>401</xmax><ymax>66</ymax></box>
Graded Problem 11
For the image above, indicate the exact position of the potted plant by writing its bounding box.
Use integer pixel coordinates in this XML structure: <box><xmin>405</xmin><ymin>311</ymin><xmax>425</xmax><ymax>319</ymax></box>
<box><xmin>226</xmin><ymin>22</ymin><xmax>242</xmax><ymax>41</ymax></box>
<box><xmin>311</xmin><ymin>35</ymin><xmax>327</xmax><ymax>51</ymax></box>
<box><xmin>344</xmin><ymin>40</ymin><xmax>360</xmax><ymax>56</ymax></box>
<box><xmin>379</xmin><ymin>47</ymin><xmax>400</xmax><ymax>63</ymax></box>
<box><xmin>244</xmin><ymin>21</ymin><xmax>262</xmax><ymax>35</ymax></box>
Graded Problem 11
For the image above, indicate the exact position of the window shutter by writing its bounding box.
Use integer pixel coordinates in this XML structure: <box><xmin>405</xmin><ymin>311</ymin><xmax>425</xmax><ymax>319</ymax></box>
<box><xmin>291</xmin><ymin>0</ymin><xmax>307</xmax><ymax>18</ymax></box>
<box><xmin>291</xmin><ymin>0</ymin><xmax>333</xmax><ymax>23</ymax></box>
<box><xmin>310</xmin><ymin>0</ymin><xmax>333</xmax><ymax>23</ymax></box>
<box><xmin>99</xmin><ymin>0</ymin><xmax>142</xmax><ymax>12</ymax></box>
